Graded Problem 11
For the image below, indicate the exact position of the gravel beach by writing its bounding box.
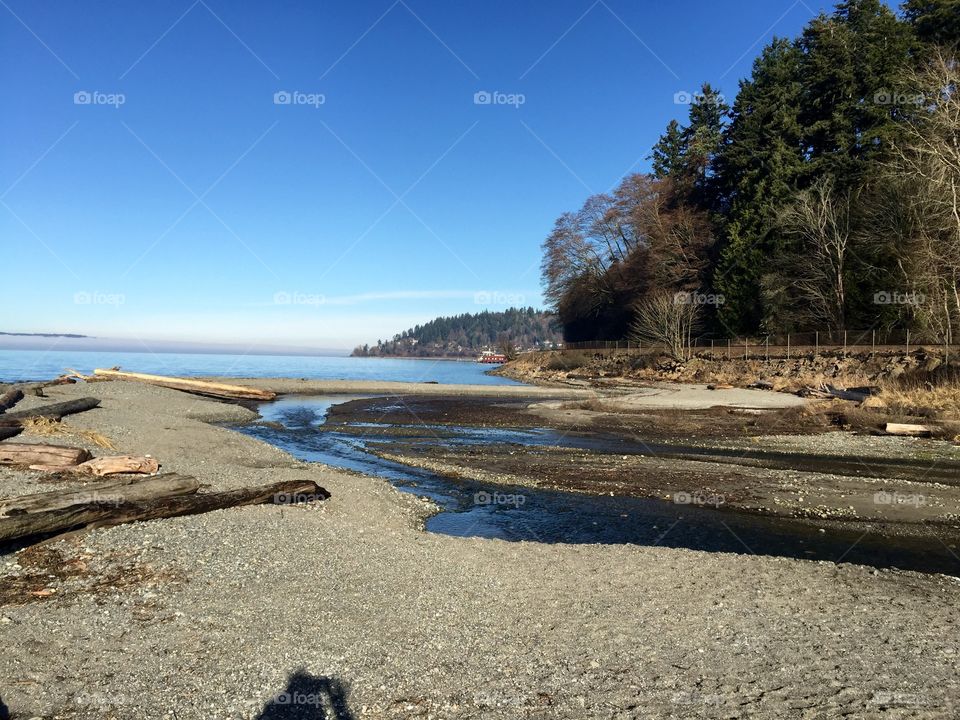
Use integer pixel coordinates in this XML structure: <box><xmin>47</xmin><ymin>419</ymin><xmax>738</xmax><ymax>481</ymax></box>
<box><xmin>1</xmin><ymin>379</ymin><xmax>959</xmax><ymax>719</ymax></box>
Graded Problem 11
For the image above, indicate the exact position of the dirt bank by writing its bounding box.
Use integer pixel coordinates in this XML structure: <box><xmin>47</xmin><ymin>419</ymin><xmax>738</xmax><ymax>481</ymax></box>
<box><xmin>1</xmin><ymin>380</ymin><xmax>959</xmax><ymax>718</ymax></box>
<box><xmin>496</xmin><ymin>347</ymin><xmax>959</xmax><ymax>395</ymax></box>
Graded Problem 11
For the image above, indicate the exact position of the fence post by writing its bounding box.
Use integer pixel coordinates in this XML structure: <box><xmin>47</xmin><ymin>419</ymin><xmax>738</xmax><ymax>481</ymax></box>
<box><xmin>843</xmin><ymin>330</ymin><xmax>847</xmax><ymax>356</ymax></box>
<box><xmin>815</xmin><ymin>331</ymin><xmax>819</xmax><ymax>356</ymax></box>
<box><xmin>765</xmin><ymin>336</ymin><xmax>769</xmax><ymax>362</ymax></box>
<box><xmin>727</xmin><ymin>338</ymin><xmax>731</xmax><ymax>359</ymax></box>
<box><xmin>906</xmin><ymin>329</ymin><xmax>910</xmax><ymax>355</ymax></box>
<box><xmin>872</xmin><ymin>329</ymin><xmax>875</xmax><ymax>356</ymax></box>
<box><xmin>787</xmin><ymin>334</ymin><xmax>790</xmax><ymax>360</ymax></box>
<box><xmin>711</xmin><ymin>338</ymin><xmax>714</xmax><ymax>355</ymax></box>
<box><xmin>744</xmin><ymin>337</ymin><xmax>748</xmax><ymax>360</ymax></box>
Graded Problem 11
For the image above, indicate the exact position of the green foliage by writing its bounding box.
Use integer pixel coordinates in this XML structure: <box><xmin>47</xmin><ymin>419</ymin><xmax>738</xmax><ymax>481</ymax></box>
<box><xmin>352</xmin><ymin>308</ymin><xmax>561</xmax><ymax>357</ymax></box>
<box><xmin>541</xmin><ymin>0</ymin><xmax>960</xmax><ymax>341</ymax></box>
<box><xmin>903</xmin><ymin>0</ymin><xmax>960</xmax><ymax>46</ymax></box>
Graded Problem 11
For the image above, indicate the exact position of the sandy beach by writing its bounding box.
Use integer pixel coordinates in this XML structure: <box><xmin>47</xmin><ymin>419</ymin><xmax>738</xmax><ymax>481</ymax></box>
<box><xmin>1</xmin><ymin>378</ymin><xmax>959</xmax><ymax>719</ymax></box>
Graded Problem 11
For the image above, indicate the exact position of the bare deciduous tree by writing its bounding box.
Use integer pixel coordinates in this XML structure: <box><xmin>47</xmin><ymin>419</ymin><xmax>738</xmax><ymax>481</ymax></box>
<box><xmin>776</xmin><ymin>175</ymin><xmax>854</xmax><ymax>331</ymax></box>
<box><xmin>630</xmin><ymin>292</ymin><xmax>701</xmax><ymax>361</ymax></box>
<box><xmin>881</xmin><ymin>49</ymin><xmax>960</xmax><ymax>343</ymax></box>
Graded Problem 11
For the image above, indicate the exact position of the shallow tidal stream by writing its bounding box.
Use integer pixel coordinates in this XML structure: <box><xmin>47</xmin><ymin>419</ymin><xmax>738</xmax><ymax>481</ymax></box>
<box><xmin>236</xmin><ymin>395</ymin><xmax>960</xmax><ymax>576</ymax></box>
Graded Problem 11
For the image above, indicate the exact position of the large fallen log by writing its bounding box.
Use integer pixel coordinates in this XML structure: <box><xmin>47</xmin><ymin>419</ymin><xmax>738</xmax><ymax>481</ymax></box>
<box><xmin>884</xmin><ymin>422</ymin><xmax>933</xmax><ymax>437</ymax></box>
<box><xmin>0</xmin><ymin>473</ymin><xmax>197</xmax><ymax>516</ymax></box>
<box><xmin>0</xmin><ymin>443</ymin><xmax>91</xmax><ymax>467</ymax></box>
<box><xmin>0</xmin><ymin>426</ymin><xmax>23</xmax><ymax>441</ymax></box>
<box><xmin>28</xmin><ymin>455</ymin><xmax>160</xmax><ymax>477</ymax></box>
<box><xmin>92</xmin><ymin>369</ymin><xmax>276</xmax><ymax>401</ymax></box>
<box><xmin>0</xmin><ymin>389</ymin><xmax>24</xmax><ymax>413</ymax></box>
<box><xmin>17</xmin><ymin>375</ymin><xmax>76</xmax><ymax>397</ymax></box>
<box><xmin>0</xmin><ymin>397</ymin><xmax>100</xmax><ymax>424</ymax></box>
<box><xmin>0</xmin><ymin>480</ymin><xmax>328</xmax><ymax>543</ymax></box>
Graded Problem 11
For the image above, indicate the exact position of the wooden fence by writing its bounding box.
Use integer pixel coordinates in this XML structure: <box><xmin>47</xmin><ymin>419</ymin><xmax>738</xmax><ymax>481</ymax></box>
<box><xmin>556</xmin><ymin>329</ymin><xmax>956</xmax><ymax>360</ymax></box>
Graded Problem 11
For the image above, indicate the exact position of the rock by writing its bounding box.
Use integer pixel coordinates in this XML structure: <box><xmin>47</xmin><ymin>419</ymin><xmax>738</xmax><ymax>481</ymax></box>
<box><xmin>860</xmin><ymin>396</ymin><xmax>887</xmax><ymax>409</ymax></box>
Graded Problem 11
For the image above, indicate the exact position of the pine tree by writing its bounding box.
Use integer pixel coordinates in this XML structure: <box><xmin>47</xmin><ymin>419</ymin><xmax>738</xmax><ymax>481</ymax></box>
<box><xmin>650</xmin><ymin>120</ymin><xmax>685</xmax><ymax>179</ymax></box>
<box><xmin>903</xmin><ymin>0</ymin><xmax>960</xmax><ymax>46</ymax></box>
<box><xmin>712</xmin><ymin>38</ymin><xmax>805</xmax><ymax>334</ymax></box>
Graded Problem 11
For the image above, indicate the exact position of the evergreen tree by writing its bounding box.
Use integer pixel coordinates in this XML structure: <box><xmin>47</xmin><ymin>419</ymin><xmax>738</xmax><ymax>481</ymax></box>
<box><xmin>712</xmin><ymin>39</ymin><xmax>805</xmax><ymax>334</ymax></box>
<box><xmin>650</xmin><ymin>120</ymin><xmax>685</xmax><ymax>179</ymax></box>
<box><xmin>903</xmin><ymin>0</ymin><xmax>960</xmax><ymax>46</ymax></box>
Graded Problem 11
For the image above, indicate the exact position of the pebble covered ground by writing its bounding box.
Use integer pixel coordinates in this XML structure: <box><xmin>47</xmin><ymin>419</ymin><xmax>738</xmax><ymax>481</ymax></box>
<box><xmin>1</xmin><ymin>381</ymin><xmax>959</xmax><ymax>719</ymax></box>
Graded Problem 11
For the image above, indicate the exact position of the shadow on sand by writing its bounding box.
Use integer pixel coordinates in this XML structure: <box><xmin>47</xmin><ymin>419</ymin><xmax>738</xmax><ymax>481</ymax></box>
<box><xmin>256</xmin><ymin>671</ymin><xmax>354</xmax><ymax>720</ymax></box>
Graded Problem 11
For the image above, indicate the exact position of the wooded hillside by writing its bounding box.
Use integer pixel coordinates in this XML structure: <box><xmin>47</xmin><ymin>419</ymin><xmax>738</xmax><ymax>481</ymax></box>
<box><xmin>351</xmin><ymin>308</ymin><xmax>561</xmax><ymax>357</ymax></box>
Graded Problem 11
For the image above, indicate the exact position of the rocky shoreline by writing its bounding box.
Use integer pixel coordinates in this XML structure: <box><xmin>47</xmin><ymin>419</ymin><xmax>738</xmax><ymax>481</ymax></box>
<box><xmin>1</xmin><ymin>378</ymin><xmax>959</xmax><ymax>718</ymax></box>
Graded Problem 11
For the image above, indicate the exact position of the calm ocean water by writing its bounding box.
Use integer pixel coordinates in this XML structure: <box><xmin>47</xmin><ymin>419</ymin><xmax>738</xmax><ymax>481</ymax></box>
<box><xmin>0</xmin><ymin>350</ymin><xmax>521</xmax><ymax>386</ymax></box>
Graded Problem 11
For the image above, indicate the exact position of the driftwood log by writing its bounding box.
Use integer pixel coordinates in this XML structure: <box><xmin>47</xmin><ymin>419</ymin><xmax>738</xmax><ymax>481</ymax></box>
<box><xmin>0</xmin><ymin>397</ymin><xmax>101</xmax><ymax>424</ymax></box>
<box><xmin>0</xmin><ymin>474</ymin><xmax>198</xmax><ymax>517</ymax></box>
<box><xmin>28</xmin><ymin>455</ymin><xmax>160</xmax><ymax>477</ymax></box>
<box><xmin>0</xmin><ymin>443</ymin><xmax>92</xmax><ymax>467</ymax></box>
<box><xmin>885</xmin><ymin>422</ymin><xmax>933</xmax><ymax>437</ymax></box>
<box><xmin>0</xmin><ymin>389</ymin><xmax>24</xmax><ymax>413</ymax></box>
<box><xmin>92</xmin><ymin>370</ymin><xmax>276</xmax><ymax>401</ymax></box>
<box><xmin>0</xmin><ymin>426</ymin><xmax>23</xmax><ymax>441</ymax></box>
<box><xmin>0</xmin><ymin>479</ymin><xmax>328</xmax><ymax>543</ymax></box>
<box><xmin>17</xmin><ymin>375</ymin><xmax>77</xmax><ymax>397</ymax></box>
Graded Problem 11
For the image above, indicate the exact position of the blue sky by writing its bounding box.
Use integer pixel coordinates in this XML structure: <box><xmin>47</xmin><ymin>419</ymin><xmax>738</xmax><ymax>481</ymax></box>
<box><xmin>2</xmin><ymin>0</ymin><xmax>863</xmax><ymax>350</ymax></box>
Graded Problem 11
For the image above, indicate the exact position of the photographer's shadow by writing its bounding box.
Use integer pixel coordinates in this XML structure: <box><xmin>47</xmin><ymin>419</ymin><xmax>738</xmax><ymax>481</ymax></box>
<box><xmin>256</xmin><ymin>670</ymin><xmax>354</xmax><ymax>720</ymax></box>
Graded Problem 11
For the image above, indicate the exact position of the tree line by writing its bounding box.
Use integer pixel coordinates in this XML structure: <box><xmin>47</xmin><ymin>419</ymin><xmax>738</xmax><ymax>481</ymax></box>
<box><xmin>351</xmin><ymin>308</ymin><xmax>561</xmax><ymax>358</ymax></box>
<box><xmin>541</xmin><ymin>0</ymin><xmax>960</xmax><ymax>353</ymax></box>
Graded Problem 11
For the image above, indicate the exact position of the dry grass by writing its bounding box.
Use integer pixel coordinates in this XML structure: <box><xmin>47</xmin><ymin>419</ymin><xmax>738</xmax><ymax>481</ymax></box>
<box><xmin>877</xmin><ymin>384</ymin><xmax>960</xmax><ymax>420</ymax></box>
<box><xmin>21</xmin><ymin>416</ymin><xmax>117</xmax><ymax>450</ymax></box>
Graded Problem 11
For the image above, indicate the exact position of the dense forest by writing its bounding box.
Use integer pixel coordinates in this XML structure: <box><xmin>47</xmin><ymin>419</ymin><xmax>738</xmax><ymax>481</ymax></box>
<box><xmin>542</xmin><ymin>0</ymin><xmax>960</xmax><ymax>351</ymax></box>
<box><xmin>351</xmin><ymin>308</ymin><xmax>561</xmax><ymax>357</ymax></box>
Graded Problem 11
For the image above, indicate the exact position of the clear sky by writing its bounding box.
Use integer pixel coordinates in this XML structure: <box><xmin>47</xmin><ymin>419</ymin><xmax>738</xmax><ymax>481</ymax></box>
<box><xmin>2</xmin><ymin>0</ymin><xmax>864</xmax><ymax>351</ymax></box>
